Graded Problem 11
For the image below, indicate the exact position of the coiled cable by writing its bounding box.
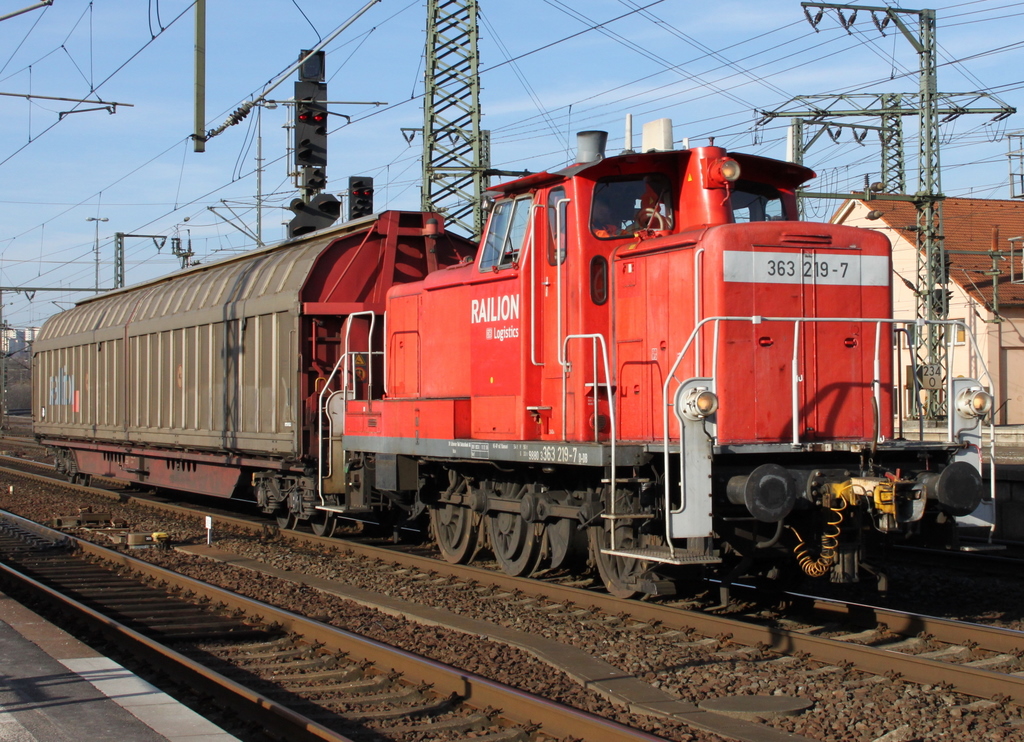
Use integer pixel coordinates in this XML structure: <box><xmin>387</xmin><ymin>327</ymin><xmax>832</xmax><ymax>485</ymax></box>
<box><xmin>788</xmin><ymin>490</ymin><xmax>849</xmax><ymax>577</ymax></box>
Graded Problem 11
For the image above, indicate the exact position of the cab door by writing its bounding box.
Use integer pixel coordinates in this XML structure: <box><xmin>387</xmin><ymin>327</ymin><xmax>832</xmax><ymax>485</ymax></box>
<box><xmin>537</xmin><ymin>187</ymin><xmax>573</xmax><ymax>439</ymax></box>
<box><xmin>469</xmin><ymin>195</ymin><xmax>531</xmax><ymax>438</ymax></box>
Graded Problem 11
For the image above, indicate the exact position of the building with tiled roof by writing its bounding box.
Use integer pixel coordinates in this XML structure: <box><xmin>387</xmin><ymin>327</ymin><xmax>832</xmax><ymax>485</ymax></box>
<box><xmin>833</xmin><ymin>197</ymin><xmax>1024</xmax><ymax>424</ymax></box>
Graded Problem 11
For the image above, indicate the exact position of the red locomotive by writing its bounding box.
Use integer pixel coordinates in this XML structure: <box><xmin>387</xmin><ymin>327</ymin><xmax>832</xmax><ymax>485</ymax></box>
<box><xmin>34</xmin><ymin>124</ymin><xmax>992</xmax><ymax>598</ymax></box>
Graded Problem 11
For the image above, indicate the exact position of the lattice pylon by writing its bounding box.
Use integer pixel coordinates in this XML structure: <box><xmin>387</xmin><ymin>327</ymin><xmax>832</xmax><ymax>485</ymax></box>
<box><xmin>422</xmin><ymin>0</ymin><xmax>490</xmax><ymax>238</ymax></box>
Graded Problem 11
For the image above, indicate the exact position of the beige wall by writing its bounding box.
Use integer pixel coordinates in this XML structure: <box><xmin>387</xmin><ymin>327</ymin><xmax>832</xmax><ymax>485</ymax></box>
<box><xmin>833</xmin><ymin>201</ymin><xmax>1014</xmax><ymax>422</ymax></box>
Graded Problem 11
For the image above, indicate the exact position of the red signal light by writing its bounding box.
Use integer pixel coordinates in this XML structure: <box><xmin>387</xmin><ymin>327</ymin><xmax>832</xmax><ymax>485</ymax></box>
<box><xmin>348</xmin><ymin>176</ymin><xmax>374</xmax><ymax>219</ymax></box>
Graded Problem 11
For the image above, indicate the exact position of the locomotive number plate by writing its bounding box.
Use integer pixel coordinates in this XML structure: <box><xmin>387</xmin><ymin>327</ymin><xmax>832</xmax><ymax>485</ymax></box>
<box><xmin>723</xmin><ymin>251</ymin><xmax>888</xmax><ymax>286</ymax></box>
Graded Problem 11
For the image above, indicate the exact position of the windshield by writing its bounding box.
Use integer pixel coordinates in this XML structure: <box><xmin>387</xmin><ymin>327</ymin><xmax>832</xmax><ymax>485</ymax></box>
<box><xmin>590</xmin><ymin>175</ymin><xmax>673</xmax><ymax>239</ymax></box>
<box><xmin>479</xmin><ymin>196</ymin><xmax>532</xmax><ymax>270</ymax></box>
<box><xmin>731</xmin><ymin>180</ymin><xmax>789</xmax><ymax>222</ymax></box>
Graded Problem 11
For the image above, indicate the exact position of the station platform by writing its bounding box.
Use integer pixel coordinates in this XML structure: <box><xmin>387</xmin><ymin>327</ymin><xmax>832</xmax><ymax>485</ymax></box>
<box><xmin>0</xmin><ymin>589</ymin><xmax>238</xmax><ymax>742</ymax></box>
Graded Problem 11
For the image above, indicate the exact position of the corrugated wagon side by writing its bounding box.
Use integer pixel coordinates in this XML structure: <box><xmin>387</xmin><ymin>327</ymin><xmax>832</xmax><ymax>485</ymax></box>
<box><xmin>33</xmin><ymin>212</ymin><xmax>474</xmax><ymax>505</ymax></box>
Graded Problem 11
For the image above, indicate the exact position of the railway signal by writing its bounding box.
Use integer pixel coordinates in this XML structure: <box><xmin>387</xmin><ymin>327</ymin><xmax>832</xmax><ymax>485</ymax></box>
<box><xmin>287</xmin><ymin>193</ymin><xmax>340</xmax><ymax>238</ymax></box>
<box><xmin>294</xmin><ymin>81</ymin><xmax>328</xmax><ymax>170</ymax></box>
<box><xmin>302</xmin><ymin>168</ymin><xmax>326</xmax><ymax>192</ymax></box>
<box><xmin>348</xmin><ymin>176</ymin><xmax>374</xmax><ymax>220</ymax></box>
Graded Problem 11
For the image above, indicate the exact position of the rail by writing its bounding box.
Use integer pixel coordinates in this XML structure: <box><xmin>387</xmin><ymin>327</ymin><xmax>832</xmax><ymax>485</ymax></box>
<box><xmin>0</xmin><ymin>508</ymin><xmax>668</xmax><ymax>742</ymax></box>
<box><xmin>6</xmin><ymin>466</ymin><xmax>1024</xmax><ymax>716</ymax></box>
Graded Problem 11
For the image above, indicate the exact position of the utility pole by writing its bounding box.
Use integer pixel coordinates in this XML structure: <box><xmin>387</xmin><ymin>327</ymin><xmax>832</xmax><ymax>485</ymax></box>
<box><xmin>1009</xmin><ymin>131</ymin><xmax>1024</xmax><ymax>199</ymax></box>
<box><xmin>256</xmin><ymin>108</ymin><xmax>263</xmax><ymax>244</ymax></box>
<box><xmin>0</xmin><ymin>289</ymin><xmax>6</xmax><ymax>431</ymax></box>
<box><xmin>0</xmin><ymin>1</ymin><xmax>52</xmax><ymax>23</ymax></box>
<box><xmin>86</xmin><ymin>217</ymin><xmax>108</xmax><ymax>291</ymax></box>
<box><xmin>760</xmin><ymin>3</ymin><xmax>1016</xmax><ymax>419</ymax></box>
<box><xmin>193</xmin><ymin>0</ymin><xmax>206</xmax><ymax>152</ymax></box>
<box><xmin>419</xmin><ymin>0</ymin><xmax>490</xmax><ymax>238</ymax></box>
<box><xmin>114</xmin><ymin>233</ymin><xmax>172</xmax><ymax>287</ymax></box>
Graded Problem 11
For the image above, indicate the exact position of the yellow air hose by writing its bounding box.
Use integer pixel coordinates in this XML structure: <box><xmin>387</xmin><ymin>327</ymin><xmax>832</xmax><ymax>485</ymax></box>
<box><xmin>788</xmin><ymin>490</ymin><xmax>849</xmax><ymax>577</ymax></box>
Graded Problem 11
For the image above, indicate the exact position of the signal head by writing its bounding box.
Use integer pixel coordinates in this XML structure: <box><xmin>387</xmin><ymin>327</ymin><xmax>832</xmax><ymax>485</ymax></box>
<box><xmin>348</xmin><ymin>176</ymin><xmax>375</xmax><ymax>220</ymax></box>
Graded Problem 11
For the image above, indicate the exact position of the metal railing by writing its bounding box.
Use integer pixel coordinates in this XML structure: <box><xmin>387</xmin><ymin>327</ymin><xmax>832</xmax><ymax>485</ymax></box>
<box><xmin>661</xmin><ymin>315</ymin><xmax>996</xmax><ymax>548</ymax></box>
<box><xmin>563</xmin><ymin>332</ymin><xmax>631</xmax><ymax>548</ymax></box>
<box><xmin>316</xmin><ymin>311</ymin><xmax>382</xmax><ymax>507</ymax></box>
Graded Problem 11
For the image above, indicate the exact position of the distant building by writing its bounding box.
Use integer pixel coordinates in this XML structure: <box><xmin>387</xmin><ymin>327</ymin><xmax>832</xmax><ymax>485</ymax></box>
<box><xmin>833</xmin><ymin>197</ymin><xmax>1024</xmax><ymax>424</ymax></box>
<box><xmin>1</xmin><ymin>327</ymin><xmax>39</xmax><ymax>356</ymax></box>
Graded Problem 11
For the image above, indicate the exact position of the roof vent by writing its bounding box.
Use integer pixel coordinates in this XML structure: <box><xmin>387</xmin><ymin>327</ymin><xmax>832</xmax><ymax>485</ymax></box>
<box><xmin>642</xmin><ymin>118</ymin><xmax>674</xmax><ymax>152</ymax></box>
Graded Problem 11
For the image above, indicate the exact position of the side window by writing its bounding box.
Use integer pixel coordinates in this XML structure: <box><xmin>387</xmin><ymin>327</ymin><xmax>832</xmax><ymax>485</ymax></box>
<box><xmin>590</xmin><ymin>256</ymin><xmax>608</xmax><ymax>305</ymax></box>
<box><xmin>547</xmin><ymin>187</ymin><xmax>567</xmax><ymax>266</ymax></box>
<box><xmin>479</xmin><ymin>196</ymin><xmax>533</xmax><ymax>271</ymax></box>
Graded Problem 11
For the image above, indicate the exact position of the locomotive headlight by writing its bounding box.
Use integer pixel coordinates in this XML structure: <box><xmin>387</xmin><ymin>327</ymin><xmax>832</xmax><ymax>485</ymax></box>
<box><xmin>706</xmin><ymin>157</ymin><xmax>741</xmax><ymax>188</ymax></box>
<box><xmin>955</xmin><ymin>387</ymin><xmax>993</xmax><ymax>418</ymax></box>
<box><xmin>676</xmin><ymin>386</ymin><xmax>719</xmax><ymax>421</ymax></box>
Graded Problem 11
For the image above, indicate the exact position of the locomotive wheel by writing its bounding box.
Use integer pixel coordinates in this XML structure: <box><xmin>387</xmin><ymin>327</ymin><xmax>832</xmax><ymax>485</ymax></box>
<box><xmin>488</xmin><ymin>511</ymin><xmax>542</xmax><ymax>577</ymax></box>
<box><xmin>309</xmin><ymin>509</ymin><xmax>337</xmax><ymax>538</ymax></box>
<box><xmin>588</xmin><ymin>521</ymin><xmax>647</xmax><ymax>599</ymax></box>
<box><xmin>544</xmin><ymin>518</ymin><xmax>585</xmax><ymax>571</ymax></box>
<box><xmin>431</xmin><ymin>503</ymin><xmax>477</xmax><ymax>563</ymax></box>
<box><xmin>275</xmin><ymin>508</ymin><xmax>298</xmax><ymax>531</ymax></box>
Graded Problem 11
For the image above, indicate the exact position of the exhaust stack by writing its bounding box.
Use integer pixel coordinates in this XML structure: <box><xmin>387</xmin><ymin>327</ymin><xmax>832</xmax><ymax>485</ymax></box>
<box><xmin>576</xmin><ymin>130</ymin><xmax>608</xmax><ymax>164</ymax></box>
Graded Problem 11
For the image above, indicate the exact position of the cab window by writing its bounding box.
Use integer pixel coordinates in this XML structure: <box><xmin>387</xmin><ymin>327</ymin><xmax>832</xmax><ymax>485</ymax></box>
<box><xmin>547</xmin><ymin>187</ymin><xmax>567</xmax><ymax>266</ymax></box>
<box><xmin>590</xmin><ymin>175</ymin><xmax>673</xmax><ymax>239</ymax></box>
<box><xmin>479</xmin><ymin>196</ymin><xmax>532</xmax><ymax>271</ymax></box>
<box><xmin>731</xmin><ymin>181</ymin><xmax>789</xmax><ymax>222</ymax></box>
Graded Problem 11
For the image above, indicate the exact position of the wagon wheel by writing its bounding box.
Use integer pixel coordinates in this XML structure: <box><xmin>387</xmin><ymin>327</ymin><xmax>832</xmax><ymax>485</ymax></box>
<box><xmin>309</xmin><ymin>508</ymin><xmax>338</xmax><ymax>538</ymax></box>
<box><xmin>275</xmin><ymin>508</ymin><xmax>298</xmax><ymax>531</ymax></box>
<box><xmin>487</xmin><ymin>508</ymin><xmax>542</xmax><ymax>577</ymax></box>
<box><xmin>70</xmin><ymin>473</ymin><xmax>92</xmax><ymax>487</ymax></box>
<box><xmin>588</xmin><ymin>517</ymin><xmax>648</xmax><ymax>599</ymax></box>
<box><xmin>431</xmin><ymin>502</ymin><xmax>478</xmax><ymax>564</ymax></box>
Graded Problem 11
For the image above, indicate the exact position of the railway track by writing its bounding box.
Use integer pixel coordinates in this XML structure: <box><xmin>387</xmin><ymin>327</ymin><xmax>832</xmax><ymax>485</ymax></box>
<box><xmin>885</xmin><ymin>541</ymin><xmax>1024</xmax><ymax>580</ymax></box>
<box><xmin>0</xmin><ymin>508</ymin><xmax>669</xmax><ymax>742</ymax></box>
<box><xmin>2</xmin><ymin>455</ymin><xmax>1024</xmax><ymax>740</ymax></box>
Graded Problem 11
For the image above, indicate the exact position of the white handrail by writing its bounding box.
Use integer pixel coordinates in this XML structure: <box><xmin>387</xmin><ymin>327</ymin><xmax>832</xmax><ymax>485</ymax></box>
<box><xmin>317</xmin><ymin>310</ymin><xmax>377</xmax><ymax>507</ymax></box>
<box><xmin>790</xmin><ymin>319</ymin><xmax>802</xmax><ymax>446</ymax></box>
<box><xmin>528</xmin><ymin>203</ymin><xmax>544</xmax><ymax>367</ymax></box>
<box><xmin>555</xmin><ymin>198</ymin><xmax>570</xmax><ymax>371</ymax></box>
<box><xmin>693</xmin><ymin>248</ymin><xmax>704</xmax><ymax>376</ymax></box>
<box><xmin>660</xmin><ymin>315</ymin><xmax>996</xmax><ymax>550</ymax></box>
<box><xmin>873</xmin><ymin>321</ymin><xmax>883</xmax><ymax>442</ymax></box>
<box><xmin>561</xmin><ymin>333</ymin><xmax>618</xmax><ymax>543</ymax></box>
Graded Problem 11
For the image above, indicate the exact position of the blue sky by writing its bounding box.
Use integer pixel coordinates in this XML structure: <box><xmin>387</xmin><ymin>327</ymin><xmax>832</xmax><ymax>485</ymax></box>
<box><xmin>0</xmin><ymin>0</ymin><xmax>1020</xmax><ymax>328</ymax></box>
